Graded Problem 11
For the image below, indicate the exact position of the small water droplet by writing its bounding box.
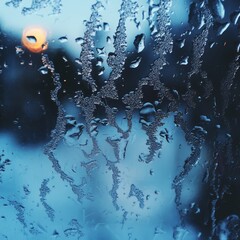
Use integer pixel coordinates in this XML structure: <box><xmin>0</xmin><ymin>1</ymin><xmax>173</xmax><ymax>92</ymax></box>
<box><xmin>15</xmin><ymin>46</ymin><xmax>24</xmax><ymax>55</ymax></box>
<box><xmin>52</xmin><ymin>230</ymin><xmax>59</xmax><ymax>237</ymax></box>
<box><xmin>179</xmin><ymin>56</ymin><xmax>189</xmax><ymax>65</ymax></box>
<box><xmin>176</xmin><ymin>38</ymin><xmax>185</xmax><ymax>48</ymax></box>
<box><xmin>210</xmin><ymin>42</ymin><xmax>216</xmax><ymax>48</ymax></box>
<box><xmin>75</xmin><ymin>58</ymin><xmax>82</xmax><ymax>65</ymax></box>
<box><xmin>38</xmin><ymin>66</ymin><xmax>48</xmax><ymax>75</ymax></box>
<box><xmin>96</xmin><ymin>47</ymin><xmax>105</xmax><ymax>56</ymax></box>
<box><xmin>142</xmin><ymin>10</ymin><xmax>146</xmax><ymax>20</ymax></box>
<box><xmin>106</xmin><ymin>36</ymin><xmax>112</xmax><ymax>44</ymax></box>
<box><xmin>75</xmin><ymin>37</ymin><xmax>84</xmax><ymax>45</ymax></box>
<box><xmin>216</xmin><ymin>22</ymin><xmax>230</xmax><ymax>36</ymax></box>
<box><xmin>62</xmin><ymin>56</ymin><xmax>68</xmax><ymax>62</ymax></box>
<box><xmin>230</xmin><ymin>10</ymin><xmax>240</xmax><ymax>25</ymax></box>
<box><xmin>58</xmin><ymin>36</ymin><xmax>68</xmax><ymax>43</ymax></box>
<box><xmin>103</xmin><ymin>22</ymin><xmax>110</xmax><ymax>31</ymax></box>
<box><xmin>97</xmin><ymin>66</ymin><xmax>105</xmax><ymax>76</ymax></box>
<box><xmin>96</xmin><ymin>57</ymin><xmax>103</xmax><ymax>67</ymax></box>
<box><xmin>96</xmin><ymin>24</ymin><xmax>102</xmax><ymax>31</ymax></box>
<box><xmin>237</xmin><ymin>43</ymin><xmax>240</xmax><ymax>53</ymax></box>
<box><xmin>200</xmin><ymin>115</ymin><xmax>211</xmax><ymax>122</ymax></box>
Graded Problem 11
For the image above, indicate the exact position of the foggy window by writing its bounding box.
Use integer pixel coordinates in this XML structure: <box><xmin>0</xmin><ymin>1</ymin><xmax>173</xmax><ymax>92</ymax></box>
<box><xmin>0</xmin><ymin>0</ymin><xmax>240</xmax><ymax>239</ymax></box>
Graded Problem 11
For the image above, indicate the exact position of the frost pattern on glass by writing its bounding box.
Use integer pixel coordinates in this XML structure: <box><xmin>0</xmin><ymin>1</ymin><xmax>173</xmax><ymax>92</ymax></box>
<box><xmin>0</xmin><ymin>0</ymin><xmax>240</xmax><ymax>239</ymax></box>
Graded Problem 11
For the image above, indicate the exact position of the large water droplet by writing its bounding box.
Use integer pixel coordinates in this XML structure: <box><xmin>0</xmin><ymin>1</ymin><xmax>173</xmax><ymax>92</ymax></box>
<box><xmin>26</xmin><ymin>35</ymin><xmax>37</xmax><ymax>43</ymax></box>
<box><xmin>139</xmin><ymin>102</ymin><xmax>156</xmax><ymax>125</ymax></box>
<box><xmin>209</xmin><ymin>0</ymin><xmax>225</xmax><ymax>19</ymax></box>
<box><xmin>134</xmin><ymin>34</ymin><xmax>145</xmax><ymax>53</ymax></box>
<box><xmin>130</xmin><ymin>57</ymin><xmax>142</xmax><ymax>68</ymax></box>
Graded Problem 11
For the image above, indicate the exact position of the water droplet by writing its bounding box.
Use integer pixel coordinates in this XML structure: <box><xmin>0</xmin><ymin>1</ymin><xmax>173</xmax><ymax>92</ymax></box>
<box><xmin>193</xmin><ymin>126</ymin><xmax>208</xmax><ymax>135</ymax></box>
<box><xmin>96</xmin><ymin>24</ymin><xmax>102</xmax><ymax>31</ymax></box>
<box><xmin>237</xmin><ymin>43</ymin><xmax>240</xmax><ymax>53</ymax></box>
<box><xmin>209</xmin><ymin>0</ymin><xmax>225</xmax><ymax>19</ymax></box>
<box><xmin>75</xmin><ymin>58</ymin><xmax>82</xmax><ymax>65</ymax></box>
<box><xmin>149</xmin><ymin>4</ymin><xmax>160</xmax><ymax>18</ymax></box>
<box><xmin>139</xmin><ymin>102</ymin><xmax>156</xmax><ymax>125</ymax></box>
<box><xmin>200</xmin><ymin>115</ymin><xmax>211</xmax><ymax>122</ymax></box>
<box><xmin>96</xmin><ymin>58</ymin><xmax>103</xmax><ymax>67</ymax></box>
<box><xmin>15</xmin><ymin>46</ymin><xmax>24</xmax><ymax>55</ymax></box>
<box><xmin>89</xmin><ymin>118</ymin><xmax>101</xmax><ymax>136</ymax></box>
<box><xmin>97</xmin><ymin>66</ymin><xmax>105</xmax><ymax>76</ymax></box>
<box><xmin>64</xmin><ymin>228</ymin><xmax>78</xmax><ymax>237</ymax></box>
<box><xmin>106</xmin><ymin>36</ymin><xmax>112</xmax><ymax>44</ymax></box>
<box><xmin>58</xmin><ymin>36</ymin><xmax>68</xmax><ymax>43</ymax></box>
<box><xmin>216</xmin><ymin>22</ymin><xmax>230</xmax><ymax>36</ymax></box>
<box><xmin>66</xmin><ymin>115</ymin><xmax>76</xmax><ymax>126</ymax></box>
<box><xmin>103</xmin><ymin>22</ymin><xmax>110</xmax><ymax>31</ymax></box>
<box><xmin>38</xmin><ymin>66</ymin><xmax>48</xmax><ymax>75</ymax></box>
<box><xmin>52</xmin><ymin>230</ymin><xmax>59</xmax><ymax>237</ymax></box>
<box><xmin>188</xmin><ymin>2</ymin><xmax>205</xmax><ymax>29</ymax></box>
<box><xmin>179</xmin><ymin>56</ymin><xmax>189</xmax><ymax>65</ymax></box>
<box><xmin>65</xmin><ymin>115</ymin><xmax>84</xmax><ymax>142</ymax></box>
<box><xmin>142</xmin><ymin>10</ymin><xmax>146</xmax><ymax>20</ymax></box>
<box><xmin>210</xmin><ymin>42</ymin><xmax>216</xmax><ymax>48</ymax></box>
<box><xmin>26</xmin><ymin>35</ymin><xmax>37</xmax><ymax>43</ymax></box>
<box><xmin>173</xmin><ymin>227</ymin><xmax>188</xmax><ymax>240</ymax></box>
<box><xmin>230</xmin><ymin>10</ymin><xmax>240</xmax><ymax>25</ymax></box>
<box><xmin>190</xmin><ymin>202</ymin><xmax>201</xmax><ymax>214</ymax></box>
<box><xmin>134</xmin><ymin>33</ymin><xmax>145</xmax><ymax>53</ymax></box>
<box><xmin>130</xmin><ymin>57</ymin><xmax>142</xmax><ymax>68</ymax></box>
<box><xmin>62</xmin><ymin>56</ymin><xmax>68</xmax><ymax>62</ymax></box>
<box><xmin>100</xmin><ymin>118</ymin><xmax>108</xmax><ymax>126</ymax></box>
<box><xmin>176</xmin><ymin>38</ymin><xmax>185</xmax><ymax>48</ymax></box>
<box><xmin>96</xmin><ymin>47</ymin><xmax>105</xmax><ymax>56</ymax></box>
<box><xmin>75</xmin><ymin>37</ymin><xmax>84</xmax><ymax>45</ymax></box>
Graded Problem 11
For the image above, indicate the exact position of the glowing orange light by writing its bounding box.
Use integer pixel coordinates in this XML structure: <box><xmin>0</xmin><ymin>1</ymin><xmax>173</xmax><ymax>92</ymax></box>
<box><xmin>22</xmin><ymin>26</ymin><xmax>48</xmax><ymax>53</ymax></box>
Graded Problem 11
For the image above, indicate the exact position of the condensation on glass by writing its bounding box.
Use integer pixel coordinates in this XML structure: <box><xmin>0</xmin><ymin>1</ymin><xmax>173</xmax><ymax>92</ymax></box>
<box><xmin>0</xmin><ymin>0</ymin><xmax>240</xmax><ymax>239</ymax></box>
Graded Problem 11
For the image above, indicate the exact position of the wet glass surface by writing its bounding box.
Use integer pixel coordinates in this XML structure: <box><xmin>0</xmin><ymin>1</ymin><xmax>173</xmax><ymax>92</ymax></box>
<box><xmin>0</xmin><ymin>0</ymin><xmax>240</xmax><ymax>239</ymax></box>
